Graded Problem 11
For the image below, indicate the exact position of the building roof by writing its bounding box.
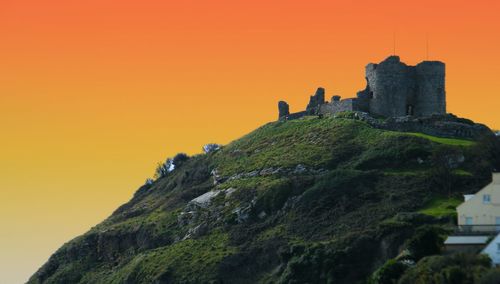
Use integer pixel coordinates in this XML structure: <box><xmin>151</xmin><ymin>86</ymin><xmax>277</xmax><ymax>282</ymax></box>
<box><xmin>464</xmin><ymin>194</ymin><xmax>475</xmax><ymax>201</ymax></box>
<box><xmin>444</xmin><ymin>236</ymin><xmax>489</xmax><ymax>245</ymax></box>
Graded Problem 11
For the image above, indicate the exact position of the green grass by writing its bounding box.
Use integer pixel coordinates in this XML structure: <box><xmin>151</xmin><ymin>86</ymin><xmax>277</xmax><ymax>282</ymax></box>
<box><xmin>218</xmin><ymin>176</ymin><xmax>288</xmax><ymax>191</ymax></box>
<box><xmin>104</xmin><ymin>230</ymin><xmax>236</xmax><ymax>283</ymax></box>
<box><xmin>453</xmin><ymin>169</ymin><xmax>473</xmax><ymax>176</ymax></box>
<box><xmin>405</xmin><ymin>132</ymin><xmax>475</xmax><ymax>146</ymax></box>
<box><xmin>419</xmin><ymin>196</ymin><xmax>462</xmax><ymax>217</ymax></box>
<box><xmin>32</xmin><ymin>113</ymin><xmax>494</xmax><ymax>284</ymax></box>
<box><xmin>213</xmin><ymin>117</ymin><xmax>365</xmax><ymax>176</ymax></box>
<box><xmin>257</xmin><ymin>224</ymin><xmax>286</xmax><ymax>241</ymax></box>
<box><xmin>382</xmin><ymin>164</ymin><xmax>430</xmax><ymax>176</ymax></box>
<box><xmin>212</xmin><ymin>117</ymin><xmax>420</xmax><ymax>176</ymax></box>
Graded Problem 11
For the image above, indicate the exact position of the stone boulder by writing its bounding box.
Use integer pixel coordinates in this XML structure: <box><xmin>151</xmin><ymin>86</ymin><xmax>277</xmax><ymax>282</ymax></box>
<box><xmin>188</xmin><ymin>190</ymin><xmax>222</xmax><ymax>209</ymax></box>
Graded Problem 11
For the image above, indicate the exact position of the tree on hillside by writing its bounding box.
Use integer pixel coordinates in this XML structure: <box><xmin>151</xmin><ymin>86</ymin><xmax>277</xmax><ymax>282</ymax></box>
<box><xmin>153</xmin><ymin>153</ymin><xmax>191</xmax><ymax>180</ymax></box>
<box><xmin>154</xmin><ymin>158</ymin><xmax>173</xmax><ymax>179</ymax></box>
<box><xmin>430</xmin><ymin>146</ymin><xmax>463</xmax><ymax>196</ymax></box>
<box><xmin>172</xmin><ymin>153</ymin><xmax>190</xmax><ymax>168</ymax></box>
<box><xmin>470</xmin><ymin>134</ymin><xmax>500</xmax><ymax>174</ymax></box>
<box><xmin>203</xmin><ymin>143</ymin><xmax>221</xmax><ymax>154</ymax></box>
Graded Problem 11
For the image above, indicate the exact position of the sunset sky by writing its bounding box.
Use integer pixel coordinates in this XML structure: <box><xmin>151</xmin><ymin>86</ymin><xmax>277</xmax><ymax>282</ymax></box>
<box><xmin>1</xmin><ymin>0</ymin><xmax>499</xmax><ymax>282</ymax></box>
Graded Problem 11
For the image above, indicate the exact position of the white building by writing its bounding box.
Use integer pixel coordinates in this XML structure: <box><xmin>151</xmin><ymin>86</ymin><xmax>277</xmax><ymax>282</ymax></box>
<box><xmin>482</xmin><ymin>234</ymin><xmax>500</xmax><ymax>265</ymax></box>
<box><xmin>444</xmin><ymin>236</ymin><xmax>490</xmax><ymax>254</ymax></box>
<box><xmin>456</xmin><ymin>173</ymin><xmax>500</xmax><ymax>232</ymax></box>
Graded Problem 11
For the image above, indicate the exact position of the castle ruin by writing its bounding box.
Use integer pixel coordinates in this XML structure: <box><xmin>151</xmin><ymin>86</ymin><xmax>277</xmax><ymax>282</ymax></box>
<box><xmin>278</xmin><ymin>55</ymin><xmax>446</xmax><ymax>120</ymax></box>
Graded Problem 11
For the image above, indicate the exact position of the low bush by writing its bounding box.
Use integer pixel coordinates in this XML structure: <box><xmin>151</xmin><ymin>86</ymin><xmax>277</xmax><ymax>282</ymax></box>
<box><xmin>405</xmin><ymin>225</ymin><xmax>445</xmax><ymax>261</ymax></box>
<box><xmin>368</xmin><ymin>259</ymin><xmax>408</xmax><ymax>284</ymax></box>
<box><xmin>398</xmin><ymin>253</ymin><xmax>491</xmax><ymax>284</ymax></box>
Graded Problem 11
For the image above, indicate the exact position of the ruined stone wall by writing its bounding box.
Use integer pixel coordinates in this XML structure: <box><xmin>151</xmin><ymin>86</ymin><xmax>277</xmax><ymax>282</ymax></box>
<box><xmin>415</xmin><ymin>61</ymin><xmax>446</xmax><ymax>116</ymax></box>
<box><xmin>354</xmin><ymin>112</ymin><xmax>492</xmax><ymax>139</ymax></box>
<box><xmin>363</xmin><ymin>56</ymin><xmax>446</xmax><ymax>117</ymax></box>
<box><xmin>281</xmin><ymin>111</ymin><xmax>307</xmax><ymax>120</ymax></box>
<box><xmin>278</xmin><ymin>101</ymin><xmax>290</xmax><ymax>119</ymax></box>
<box><xmin>306</xmin><ymin>88</ymin><xmax>326</xmax><ymax>114</ymax></box>
<box><xmin>318</xmin><ymin>99</ymin><xmax>357</xmax><ymax>115</ymax></box>
<box><xmin>278</xmin><ymin>55</ymin><xmax>446</xmax><ymax>121</ymax></box>
<box><xmin>366</xmin><ymin>56</ymin><xmax>417</xmax><ymax>117</ymax></box>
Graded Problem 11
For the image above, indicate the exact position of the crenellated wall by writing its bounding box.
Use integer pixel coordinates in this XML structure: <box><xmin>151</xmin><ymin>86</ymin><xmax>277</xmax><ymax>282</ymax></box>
<box><xmin>415</xmin><ymin>61</ymin><xmax>446</xmax><ymax>116</ymax></box>
<box><xmin>277</xmin><ymin>55</ymin><xmax>446</xmax><ymax>120</ymax></box>
<box><xmin>318</xmin><ymin>98</ymin><xmax>358</xmax><ymax>115</ymax></box>
<box><xmin>364</xmin><ymin>56</ymin><xmax>445</xmax><ymax>117</ymax></box>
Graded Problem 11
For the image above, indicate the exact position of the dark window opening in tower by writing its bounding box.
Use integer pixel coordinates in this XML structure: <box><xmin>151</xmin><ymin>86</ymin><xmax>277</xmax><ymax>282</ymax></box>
<box><xmin>406</xmin><ymin>104</ymin><xmax>414</xmax><ymax>116</ymax></box>
<box><xmin>369</xmin><ymin>91</ymin><xmax>374</xmax><ymax>98</ymax></box>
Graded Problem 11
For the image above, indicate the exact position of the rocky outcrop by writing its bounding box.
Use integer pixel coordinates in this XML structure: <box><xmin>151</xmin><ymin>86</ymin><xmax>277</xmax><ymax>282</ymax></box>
<box><xmin>350</xmin><ymin>112</ymin><xmax>492</xmax><ymax>139</ymax></box>
<box><xmin>188</xmin><ymin>190</ymin><xmax>221</xmax><ymax>209</ymax></box>
<box><xmin>222</xmin><ymin>165</ymin><xmax>326</xmax><ymax>183</ymax></box>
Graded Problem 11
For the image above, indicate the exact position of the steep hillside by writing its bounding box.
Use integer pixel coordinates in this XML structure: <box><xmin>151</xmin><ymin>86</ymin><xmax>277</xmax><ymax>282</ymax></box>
<box><xmin>29</xmin><ymin>115</ymin><xmax>499</xmax><ymax>284</ymax></box>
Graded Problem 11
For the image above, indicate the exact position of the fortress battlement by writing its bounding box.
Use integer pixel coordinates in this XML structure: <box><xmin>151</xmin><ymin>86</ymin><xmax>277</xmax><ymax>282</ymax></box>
<box><xmin>278</xmin><ymin>55</ymin><xmax>446</xmax><ymax>120</ymax></box>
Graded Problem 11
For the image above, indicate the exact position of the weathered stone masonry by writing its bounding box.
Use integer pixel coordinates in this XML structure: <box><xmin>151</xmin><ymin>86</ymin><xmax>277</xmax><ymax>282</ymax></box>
<box><xmin>279</xmin><ymin>55</ymin><xmax>446</xmax><ymax>120</ymax></box>
<box><xmin>276</xmin><ymin>55</ymin><xmax>494</xmax><ymax>139</ymax></box>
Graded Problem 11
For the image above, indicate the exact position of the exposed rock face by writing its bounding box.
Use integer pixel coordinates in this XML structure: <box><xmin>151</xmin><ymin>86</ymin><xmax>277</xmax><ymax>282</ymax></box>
<box><xmin>278</xmin><ymin>101</ymin><xmax>290</xmax><ymax>119</ymax></box>
<box><xmin>188</xmin><ymin>190</ymin><xmax>222</xmax><ymax>209</ymax></box>
<box><xmin>211</xmin><ymin>168</ymin><xmax>224</xmax><ymax>185</ymax></box>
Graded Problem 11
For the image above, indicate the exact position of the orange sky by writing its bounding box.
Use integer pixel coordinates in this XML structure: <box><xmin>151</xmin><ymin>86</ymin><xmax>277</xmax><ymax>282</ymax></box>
<box><xmin>1</xmin><ymin>0</ymin><xmax>499</xmax><ymax>282</ymax></box>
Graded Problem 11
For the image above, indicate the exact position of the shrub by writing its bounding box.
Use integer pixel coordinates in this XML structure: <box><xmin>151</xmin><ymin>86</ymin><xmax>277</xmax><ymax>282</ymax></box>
<box><xmin>154</xmin><ymin>153</ymin><xmax>191</xmax><ymax>179</ymax></box>
<box><xmin>479</xmin><ymin>269</ymin><xmax>500</xmax><ymax>284</ymax></box>
<box><xmin>256</xmin><ymin>179</ymin><xmax>295</xmax><ymax>213</ymax></box>
<box><xmin>398</xmin><ymin>254</ymin><xmax>491</xmax><ymax>284</ymax></box>
<box><xmin>429</xmin><ymin>146</ymin><xmax>464</xmax><ymax>195</ymax></box>
<box><xmin>203</xmin><ymin>143</ymin><xmax>221</xmax><ymax>154</ymax></box>
<box><xmin>144</xmin><ymin>178</ymin><xmax>154</xmax><ymax>186</ymax></box>
<box><xmin>299</xmin><ymin>169</ymin><xmax>377</xmax><ymax>206</ymax></box>
<box><xmin>405</xmin><ymin>225</ymin><xmax>445</xmax><ymax>261</ymax></box>
<box><xmin>355</xmin><ymin>135</ymin><xmax>431</xmax><ymax>170</ymax></box>
<box><xmin>369</xmin><ymin>259</ymin><xmax>408</xmax><ymax>284</ymax></box>
<box><xmin>474</xmin><ymin>134</ymin><xmax>500</xmax><ymax>172</ymax></box>
<box><xmin>172</xmin><ymin>153</ymin><xmax>190</xmax><ymax>168</ymax></box>
<box><xmin>154</xmin><ymin>158</ymin><xmax>173</xmax><ymax>179</ymax></box>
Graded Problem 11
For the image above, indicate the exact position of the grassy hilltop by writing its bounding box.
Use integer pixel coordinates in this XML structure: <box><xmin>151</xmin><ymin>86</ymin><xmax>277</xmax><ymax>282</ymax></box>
<box><xmin>29</xmin><ymin>115</ymin><xmax>500</xmax><ymax>284</ymax></box>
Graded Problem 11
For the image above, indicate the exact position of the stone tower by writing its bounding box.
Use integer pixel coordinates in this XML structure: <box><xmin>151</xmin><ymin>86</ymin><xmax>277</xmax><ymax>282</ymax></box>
<box><xmin>359</xmin><ymin>56</ymin><xmax>445</xmax><ymax>117</ymax></box>
<box><xmin>415</xmin><ymin>61</ymin><xmax>446</xmax><ymax>116</ymax></box>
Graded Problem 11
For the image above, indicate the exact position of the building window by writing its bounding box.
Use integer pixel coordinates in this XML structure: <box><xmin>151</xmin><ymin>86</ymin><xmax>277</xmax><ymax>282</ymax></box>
<box><xmin>497</xmin><ymin>243</ymin><xmax>500</xmax><ymax>252</ymax></box>
<box><xmin>465</xmin><ymin>217</ymin><xmax>473</xmax><ymax>225</ymax></box>
<box><xmin>484</xmin><ymin>194</ymin><xmax>491</xmax><ymax>204</ymax></box>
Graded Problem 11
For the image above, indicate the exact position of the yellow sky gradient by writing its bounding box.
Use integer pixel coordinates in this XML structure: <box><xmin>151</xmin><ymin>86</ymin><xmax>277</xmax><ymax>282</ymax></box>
<box><xmin>1</xmin><ymin>0</ymin><xmax>500</xmax><ymax>283</ymax></box>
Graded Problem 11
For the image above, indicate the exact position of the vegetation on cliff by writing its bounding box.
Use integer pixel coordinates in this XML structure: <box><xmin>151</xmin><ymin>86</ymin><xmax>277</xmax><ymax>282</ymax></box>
<box><xmin>29</xmin><ymin>115</ymin><xmax>500</xmax><ymax>284</ymax></box>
